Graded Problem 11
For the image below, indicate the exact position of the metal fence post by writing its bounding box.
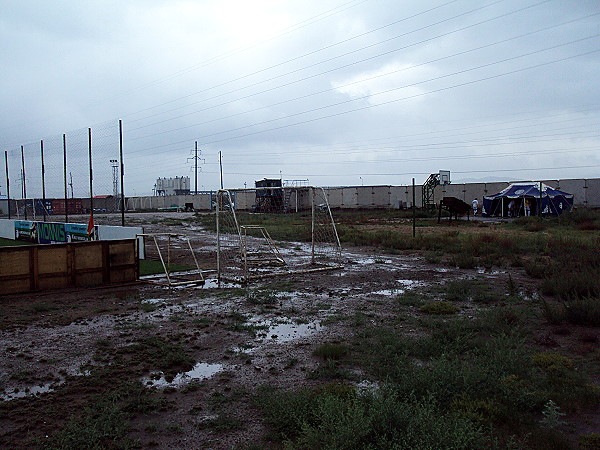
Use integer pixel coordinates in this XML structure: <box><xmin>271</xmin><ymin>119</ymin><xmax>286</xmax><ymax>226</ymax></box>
<box><xmin>88</xmin><ymin>128</ymin><xmax>94</xmax><ymax>222</ymax></box>
<box><xmin>40</xmin><ymin>140</ymin><xmax>46</xmax><ymax>222</ymax></box>
<box><xmin>119</xmin><ymin>120</ymin><xmax>125</xmax><ymax>226</ymax></box>
<box><xmin>20</xmin><ymin>145</ymin><xmax>27</xmax><ymax>220</ymax></box>
<box><xmin>63</xmin><ymin>134</ymin><xmax>68</xmax><ymax>223</ymax></box>
<box><xmin>4</xmin><ymin>151</ymin><xmax>10</xmax><ymax>219</ymax></box>
<box><xmin>311</xmin><ymin>187</ymin><xmax>315</xmax><ymax>264</ymax></box>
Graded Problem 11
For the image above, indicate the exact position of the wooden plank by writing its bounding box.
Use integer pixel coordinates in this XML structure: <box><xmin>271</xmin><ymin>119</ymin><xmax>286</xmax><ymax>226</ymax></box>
<box><xmin>109</xmin><ymin>241</ymin><xmax>135</xmax><ymax>266</ymax></box>
<box><xmin>1</xmin><ymin>239</ymin><xmax>138</xmax><ymax>295</ymax></box>
<box><xmin>102</xmin><ymin>241</ymin><xmax>110</xmax><ymax>283</ymax></box>
<box><xmin>74</xmin><ymin>244</ymin><xmax>103</xmax><ymax>270</ymax></box>
<box><xmin>0</xmin><ymin>250</ymin><xmax>29</xmax><ymax>277</ymax></box>
<box><xmin>38</xmin><ymin>274</ymin><xmax>70</xmax><ymax>290</ymax></box>
<box><xmin>38</xmin><ymin>247</ymin><xmax>68</xmax><ymax>274</ymax></box>
<box><xmin>29</xmin><ymin>247</ymin><xmax>38</xmax><ymax>291</ymax></box>
<box><xmin>0</xmin><ymin>278</ymin><xmax>29</xmax><ymax>295</ymax></box>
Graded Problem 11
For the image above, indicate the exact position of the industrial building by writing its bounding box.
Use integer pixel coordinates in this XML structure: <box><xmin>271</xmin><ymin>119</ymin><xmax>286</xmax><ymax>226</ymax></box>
<box><xmin>155</xmin><ymin>177</ymin><xmax>190</xmax><ymax>196</ymax></box>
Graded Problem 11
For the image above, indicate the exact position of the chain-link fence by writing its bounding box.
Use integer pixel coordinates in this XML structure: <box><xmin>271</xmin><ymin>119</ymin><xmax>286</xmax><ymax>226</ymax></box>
<box><xmin>2</xmin><ymin>121</ymin><xmax>123</xmax><ymax>225</ymax></box>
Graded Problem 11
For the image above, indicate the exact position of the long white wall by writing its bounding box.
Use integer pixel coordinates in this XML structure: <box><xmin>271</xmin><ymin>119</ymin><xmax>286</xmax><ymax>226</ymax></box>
<box><xmin>123</xmin><ymin>177</ymin><xmax>599</xmax><ymax>211</ymax></box>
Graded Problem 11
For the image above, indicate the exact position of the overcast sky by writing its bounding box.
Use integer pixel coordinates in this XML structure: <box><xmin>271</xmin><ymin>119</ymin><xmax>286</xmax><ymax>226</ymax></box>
<box><xmin>1</xmin><ymin>0</ymin><xmax>598</xmax><ymax>196</ymax></box>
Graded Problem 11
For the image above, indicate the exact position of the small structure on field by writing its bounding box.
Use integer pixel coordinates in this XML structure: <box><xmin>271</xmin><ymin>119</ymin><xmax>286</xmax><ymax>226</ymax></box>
<box><xmin>482</xmin><ymin>183</ymin><xmax>573</xmax><ymax>217</ymax></box>
<box><xmin>254</xmin><ymin>178</ymin><xmax>284</xmax><ymax>212</ymax></box>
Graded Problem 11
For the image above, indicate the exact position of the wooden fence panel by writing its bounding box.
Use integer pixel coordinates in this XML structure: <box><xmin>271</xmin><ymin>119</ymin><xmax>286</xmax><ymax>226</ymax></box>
<box><xmin>0</xmin><ymin>239</ymin><xmax>138</xmax><ymax>295</ymax></box>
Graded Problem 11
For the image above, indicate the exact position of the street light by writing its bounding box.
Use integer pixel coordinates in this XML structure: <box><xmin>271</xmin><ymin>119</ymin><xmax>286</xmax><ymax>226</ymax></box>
<box><xmin>360</xmin><ymin>176</ymin><xmax>363</xmax><ymax>186</ymax></box>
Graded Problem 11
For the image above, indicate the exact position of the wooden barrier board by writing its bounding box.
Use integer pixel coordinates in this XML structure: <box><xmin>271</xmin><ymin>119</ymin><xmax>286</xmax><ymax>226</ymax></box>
<box><xmin>0</xmin><ymin>239</ymin><xmax>138</xmax><ymax>295</ymax></box>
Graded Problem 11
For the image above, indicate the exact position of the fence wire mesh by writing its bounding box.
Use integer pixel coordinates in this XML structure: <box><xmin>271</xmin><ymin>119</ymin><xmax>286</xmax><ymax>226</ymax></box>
<box><xmin>216</xmin><ymin>187</ymin><xmax>342</xmax><ymax>282</ymax></box>
<box><xmin>2</xmin><ymin>121</ymin><xmax>123</xmax><ymax>224</ymax></box>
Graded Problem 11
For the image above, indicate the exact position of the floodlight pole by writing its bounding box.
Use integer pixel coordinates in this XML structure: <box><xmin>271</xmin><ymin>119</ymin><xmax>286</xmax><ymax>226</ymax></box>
<box><xmin>40</xmin><ymin>140</ymin><xmax>46</xmax><ymax>222</ymax></box>
<box><xmin>4</xmin><ymin>151</ymin><xmax>10</xmax><ymax>219</ymax></box>
<box><xmin>311</xmin><ymin>187</ymin><xmax>315</xmax><ymax>264</ymax></box>
<box><xmin>63</xmin><ymin>134</ymin><xmax>68</xmax><ymax>223</ymax></box>
<box><xmin>88</xmin><ymin>128</ymin><xmax>94</xmax><ymax>224</ymax></box>
<box><xmin>216</xmin><ymin>190</ymin><xmax>221</xmax><ymax>281</ymax></box>
<box><xmin>20</xmin><ymin>145</ymin><xmax>27</xmax><ymax>220</ymax></box>
<box><xmin>412</xmin><ymin>178</ymin><xmax>416</xmax><ymax>238</ymax></box>
<box><xmin>119</xmin><ymin>120</ymin><xmax>125</xmax><ymax>226</ymax></box>
<box><xmin>219</xmin><ymin>151</ymin><xmax>223</xmax><ymax>189</ymax></box>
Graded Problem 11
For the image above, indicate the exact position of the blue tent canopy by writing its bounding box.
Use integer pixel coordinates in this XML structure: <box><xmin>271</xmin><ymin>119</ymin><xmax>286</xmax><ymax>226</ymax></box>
<box><xmin>482</xmin><ymin>183</ymin><xmax>573</xmax><ymax>217</ymax></box>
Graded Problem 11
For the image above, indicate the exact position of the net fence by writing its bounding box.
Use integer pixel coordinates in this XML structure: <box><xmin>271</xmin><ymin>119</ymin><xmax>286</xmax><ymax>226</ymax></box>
<box><xmin>215</xmin><ymin>187</ymin><xmax>342</xmax><ymax>282</ymax></box>
<box><xmin>2</xmin><ymin>121</ymin><xmax>122</xmax><ymax>224</ymax></box>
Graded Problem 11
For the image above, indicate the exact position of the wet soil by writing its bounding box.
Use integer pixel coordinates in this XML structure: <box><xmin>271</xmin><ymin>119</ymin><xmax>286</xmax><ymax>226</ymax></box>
<box><xmin>0</xmin><ymin>213</ymin><xmax>597</xmax><ymax>449</ymax></box>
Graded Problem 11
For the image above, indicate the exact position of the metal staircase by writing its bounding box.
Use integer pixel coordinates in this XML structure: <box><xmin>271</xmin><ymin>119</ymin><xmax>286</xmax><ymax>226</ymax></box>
<box><xmin>422</xmin><ymin>173</ymin><xmax>441</xmax><ymax>209</ymax></box>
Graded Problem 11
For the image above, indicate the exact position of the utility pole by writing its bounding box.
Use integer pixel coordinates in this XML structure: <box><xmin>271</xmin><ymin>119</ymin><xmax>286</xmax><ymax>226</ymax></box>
<box><xmin>187</xmin><ymin>141</ymin><xmax>204</xmax><ymax>194</ymax></box>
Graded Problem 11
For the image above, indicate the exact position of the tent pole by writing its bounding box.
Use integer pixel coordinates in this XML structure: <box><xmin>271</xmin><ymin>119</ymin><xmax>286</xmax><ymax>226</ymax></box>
<box><xmin>539</xmin><ymin>181</ymin><xmax>543</xmax><ymax>216</ymax></box>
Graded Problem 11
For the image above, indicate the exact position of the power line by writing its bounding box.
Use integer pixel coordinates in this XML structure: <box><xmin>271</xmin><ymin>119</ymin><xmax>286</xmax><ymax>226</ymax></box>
<box><xmin>127</xmin><ymin>22</ymin><xmax>600</xmax><ymax>142</ymax></box>
<box><xmin>128</xmin><ymin>46</ymin><xmax>600</xmax><ymax>154</ymax></box>
<box><xmin>127</xmin><ymin>0</ymin><xmax>543</xmax><ymax>128</ymax></box>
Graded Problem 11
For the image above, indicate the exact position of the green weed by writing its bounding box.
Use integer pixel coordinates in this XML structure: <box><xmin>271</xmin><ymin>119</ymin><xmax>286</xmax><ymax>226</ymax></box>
<box><xmin>313</xmin><ymin>343</ymin><xmax>349</xmax><ymax>360</ymax></box>
<box><xmin>420</xmin><ymin>301</ymin><xmax>458</xmax><ymax>315</ymax></box>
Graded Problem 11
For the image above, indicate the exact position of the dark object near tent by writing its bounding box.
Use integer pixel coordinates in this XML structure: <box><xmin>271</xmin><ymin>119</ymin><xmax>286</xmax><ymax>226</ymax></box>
<box><xmin>438</xmin><ymin>197</ymin><xmax>470</xmax><ymax>223</ymax></box>
<box><xmin>482</xmin><ymin>183</ymin><xmax>573</xmax><ymax>217</ymax></box>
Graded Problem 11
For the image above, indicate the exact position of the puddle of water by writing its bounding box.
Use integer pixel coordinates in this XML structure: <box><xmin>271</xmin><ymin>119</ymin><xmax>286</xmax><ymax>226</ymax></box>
<box><xmin>372</xmin><ymin>289</ymin><xmax>404</xmax><ymax>296</ymax></box>
<box><xmin>477</xmin><ymin>268</ymin><xmax>506</xmax><ymax>275</ymax></box>
<box><xmin>371</xmin><ymin>279</ymin><xmax>421</xmax><ymax>296</ymax></box>
<box><xmin>141</xmin><ymin>274</ymin><xmax>240</xmax><ymax>289</ymax></box>
<box><xmin>194</xmin><ymin>279</ymin><xmax>240</xmax><ymax>289</ymax></box>
<box><xmin>397</xmin><ymin>279</ymin><xmax>419</xmax><ymax>287</ymax></box>
<box><xmin>2</xmin><ymin>382</ymin><xmax>62</xmax><ymax>401</ymax></box>
<box><xmin>141</xmin><ymin>298</ymin><xmax>166</xmax><ymax>305</ymax></box>
<box><xmin>250</xmin><ymin>318</ymin><xmax>323</xmax><ymax>343</ymax></box>
<box><xmin>354</xmin><ymin>258</ymin><xmax>393</xmax><ymax>265</ymax></box>
<box><xmin>143</xmin><ymin>362</ymin><xmax>223</xmax><ymax>388</ymax></box>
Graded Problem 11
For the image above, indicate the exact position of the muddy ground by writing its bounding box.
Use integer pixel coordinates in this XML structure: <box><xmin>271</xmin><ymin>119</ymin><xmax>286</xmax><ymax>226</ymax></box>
<box><xmin>0</xmin><ymin>213</ymin><xmax>597</xmax><ymax>448</ymax></box>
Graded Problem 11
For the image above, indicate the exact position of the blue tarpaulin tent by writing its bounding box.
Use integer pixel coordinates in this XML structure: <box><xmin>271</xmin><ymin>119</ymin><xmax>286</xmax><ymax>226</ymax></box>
<box><xmin>482</xmin><ymin>182</ymin><xmax>573</xmax><ymax>217</ymax></box>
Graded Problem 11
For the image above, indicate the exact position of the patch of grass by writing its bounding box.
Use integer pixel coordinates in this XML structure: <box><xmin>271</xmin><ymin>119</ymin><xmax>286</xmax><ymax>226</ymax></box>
<box><xmin>123</xmin><ymin>336</ymin><xmax>195</xmax><ymax>379</ymax></box>
<box><xmin>192</xmin><ymin>317</ymin><xmax>211</xmax><ymax>328</ymax></box>
<box><xmin>139</xmin><ymin>259</ymin><xmax>193</xmax><ymax>276</ymax></box>
<box><xmin>545</xmin><ymin>298</ymin><xmax>600</xmax><ymax>327</ymax></box>
<box><xmin>531</xmin><ymin>352</ymin><xmax>574</xmax><ymax>371</ymax></box>
<box><xmin>313</xmin><ymin>343</ymin><xmax>348</xmax><ymax>360</ymax></box>
<box><xmin>45</xmin><ymin>381</ymin><xmax>161</xmax><ymax>449</ymax></box>
<box><xmin>449</xmin><ymin>253</ymin><xmax>477</xmax><ymax>269</ymax></box>
<box><xmin>308</xmin><ymin>361</ymin><xmax>353</xmax><ymax>381</ymax></box>
<box><xmin>0</xmin><ymin>237</ymin><xmax>33</xmax><ymax>246</ymax></box>
<box><xmin>246</xmin><ymin>288</ymin><xmax>278</xmax><ymax>305</ymax></box>
<box><xmin>441</xmin><ymin>278</ymin><xmax>500</xmax><ymax>303</ymax></box>
<box><xmin>396</xmin><ymin>291</ymin><xmax>425</xmax><ymax>307</ymax></box>
<box><xmin>140</xmin><ymin>302</ymin><xmax>160</xmax><ymax>312</ymax></box>
<box><xmin>578</xmin><ymin>433</ymin><xmax>600</xmax><ymax>449</ymax></box>
<box><xmin>257</xmin><ymin>386</ymin><xmax>488</xmax><ymax>448</ymax></box>
<box><xmin>420</xmin><ymin>300</ymin><xmax>458</xmax><ymax>315</ymax></box>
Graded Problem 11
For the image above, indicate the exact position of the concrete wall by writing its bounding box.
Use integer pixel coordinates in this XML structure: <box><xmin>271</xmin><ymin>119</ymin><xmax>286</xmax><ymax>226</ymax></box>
<box><xmin>325</xmin><ymin>188</ymin><xmax>344</xmax><ymax>208</ymax></box>
<box><xmin>127</xmin><ymin>193</ymin><xmax>213</xmax><ymax>211</ymax></box>
<box><xmin>114</xmin><ymin>177</ymin><xmax>599</xmax><ymax>212</ymax></box>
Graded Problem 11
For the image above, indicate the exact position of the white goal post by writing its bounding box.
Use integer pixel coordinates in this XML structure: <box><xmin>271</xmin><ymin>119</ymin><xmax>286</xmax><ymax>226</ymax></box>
<box><xmin>216</xmin><ymin>186</ymin><xmax>342</xmax><ymax>282</ymax></box>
